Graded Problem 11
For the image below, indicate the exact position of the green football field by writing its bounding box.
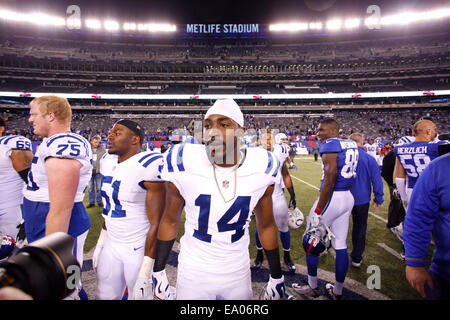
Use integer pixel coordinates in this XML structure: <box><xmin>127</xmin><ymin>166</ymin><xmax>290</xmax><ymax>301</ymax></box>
<box><xmin>83</xmin><ymin>155</ymin><xmax>430</xmax><ymax>300</ymax></box>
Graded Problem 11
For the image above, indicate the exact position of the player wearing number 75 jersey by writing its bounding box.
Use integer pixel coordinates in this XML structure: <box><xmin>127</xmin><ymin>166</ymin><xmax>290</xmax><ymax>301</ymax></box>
<box><xmin>153</xmin><ymin>99</ymin><xmax>286</xmax><ymax>300</ymax></box>
<box><xmin>393</xmin><ymin>120</ymin><xmax>447</xmax><ymax>210</ymax></box>
<box><xmin>293</xmin><ymin>118</ymin><xmax>359</xmax><ymax>300</ymax></box>
<box><xmin>22</xmin><ymin>96</ymin><xmax>92</xmax><ymax>299</ymax></box>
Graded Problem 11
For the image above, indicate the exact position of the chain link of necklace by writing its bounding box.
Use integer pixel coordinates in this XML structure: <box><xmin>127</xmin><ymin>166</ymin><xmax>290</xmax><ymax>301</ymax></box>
<box><xmin>212</xmin><ymin>150</ymin><xmax>244</xmax><ymax>203</ymax></box>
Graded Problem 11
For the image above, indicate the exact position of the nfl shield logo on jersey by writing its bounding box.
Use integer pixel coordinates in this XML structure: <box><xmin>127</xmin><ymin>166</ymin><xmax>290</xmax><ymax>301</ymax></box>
<box><xmin>222</xmin><ymin>180</ymin><xmax>229</xmax><ymax>188</ymax></box>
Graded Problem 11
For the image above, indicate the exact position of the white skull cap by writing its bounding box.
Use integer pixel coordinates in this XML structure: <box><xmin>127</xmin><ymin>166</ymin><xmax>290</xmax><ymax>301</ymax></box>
<box><xmin>205</xmin><ymin>99</ymin><xmax>244</xmax><ymax>127</ymax></box>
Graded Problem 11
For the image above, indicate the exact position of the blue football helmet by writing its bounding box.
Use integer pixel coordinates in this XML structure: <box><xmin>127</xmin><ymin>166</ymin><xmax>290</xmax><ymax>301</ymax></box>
<box><xmin>302</xmin><ymin>223</ymin><xmax>335</xmax><ymax>257</ymax></box>
<box><xmin>0</xmin><ymin>233</ymin><xmax>16</xmax><ymax>260</ymax></box>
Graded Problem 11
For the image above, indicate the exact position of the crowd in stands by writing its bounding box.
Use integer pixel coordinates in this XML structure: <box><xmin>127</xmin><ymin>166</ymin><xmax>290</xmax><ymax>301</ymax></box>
<box><xmin>1</xmin><ymin>32</ymin><xmax>449</xmax><ymax>63</ymax></box>
<box><xmin>2</xmin><ymin>108</ymin><xmax>448</xmax><ymax>147</ymax></box>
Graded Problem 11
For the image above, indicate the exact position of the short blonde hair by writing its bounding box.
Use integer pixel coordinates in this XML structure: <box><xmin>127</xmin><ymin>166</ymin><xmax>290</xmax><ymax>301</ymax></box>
<box><xmin>31</xmin><ymin>95</ymin><xmax>72</xmax><ymax>126</ymax></box>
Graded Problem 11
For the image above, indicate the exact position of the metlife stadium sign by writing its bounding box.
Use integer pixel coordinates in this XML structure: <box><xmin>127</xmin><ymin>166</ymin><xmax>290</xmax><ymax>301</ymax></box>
<box><xmin>186</xmin><ymin>24</ymin><xmax>260</xmax><ymax>34</ymax></box>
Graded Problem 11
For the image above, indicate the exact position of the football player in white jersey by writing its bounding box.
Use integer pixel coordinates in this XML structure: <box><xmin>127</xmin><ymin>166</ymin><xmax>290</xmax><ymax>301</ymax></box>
<box><xmin>253</xmin><ymin>131</ymin><xmax>297</xmax><ymax>272</ymax></box>
<box><xmin>364</xmin><ymin>138</ymin><xmax>379</xmax><ymax>160</ymax></box>
<box><xmin>152</xmin><ymin>99</ymin><xmax>286</xmax><ymax>300</ymax></box>
<box><xmin>0</xmin><ymin>118</ymin><xmax>33</xmax><ymax>241</ymax></box>
<box><xmin>275</xmin><ymin>133</ymin><xmax>297</xmax><ymax>170</ymax></box>
<box><xmin>92</xmin><ymin>119</ymin><xmax>166</xmax><ymax>300</ymax></box>
<box><xmin>22</xmin><ymin>96</ymin><xmax>92</xmax><ymax>299</ymax></box>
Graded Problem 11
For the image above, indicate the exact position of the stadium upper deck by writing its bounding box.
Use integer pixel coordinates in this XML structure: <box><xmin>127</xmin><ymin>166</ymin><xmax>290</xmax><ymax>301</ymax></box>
<box><xmin>0</xmin><ymin>4</ymin><xmax>449</xmax><ymax>102</ymax></box>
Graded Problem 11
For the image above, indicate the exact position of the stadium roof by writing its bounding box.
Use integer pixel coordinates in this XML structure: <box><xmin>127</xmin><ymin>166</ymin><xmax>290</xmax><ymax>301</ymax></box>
<box><xmin>4</xmin><ymin>0</ymin><xmax>450</xmax><ymax>24</ymax></box>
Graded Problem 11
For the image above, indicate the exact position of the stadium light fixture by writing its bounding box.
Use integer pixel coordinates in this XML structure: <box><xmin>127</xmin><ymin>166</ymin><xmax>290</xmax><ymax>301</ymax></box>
<box><xmin>426</xmin><ymin>8</ymin><xmax>450</xmax><ymax>20</ymax></box>
<box><xmin>86</xmin><ymin>19</ymin><xmax>102</xmax><ymax>29</ymax></box>
<box><xmin>124</xmin><ymin>22</ymin><xmax>137</xmax><ymax>31</ymax></box>
<box><xmin>31</xmin><ymin>13</ymin><xmax>66</xmax><ymax>26</ymax></box>
<box><xmin>67</xmin><ymin>18</ymin><xmax>81</xmax><ymax>29</ymax></box>
<box><xmin>309</xmin><ymin>22</ymin><xmax>322</xmax><ymax>30</ymax></box>
<box><xmin>147</xmin><ymin>23</ymin><xmax>177</xmax><ymax>32</ymax></box>
<box><xmin>269</xmin><ymin>22</ymin><xmax>308</xmax><ymax>32</ymax></box>
<box><xmin>344</xmin><ymin>18</ymin><xmax>360</xmax><ymax>29</ymax></box>
<box><xmin>364</xmin><ymin>16</ymin><xmax>380</xmax><ymax>28</ymax></box>
<box><xmin>326</xmin><ymin>19</ymin><xmax>342</xmax><ymax>30</ymax></box>
<box><xmin>0</xmin><ymin>9</ymin><xmax>65</xmax><ymax>27</ymax></box>
<box><xmin>104</xmin><ymin>20</ymin><xmax>119</xmax><ymax>31</ymax></box>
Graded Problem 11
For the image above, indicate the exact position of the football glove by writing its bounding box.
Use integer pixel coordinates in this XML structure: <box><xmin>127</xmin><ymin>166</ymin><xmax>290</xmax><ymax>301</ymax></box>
<box><xmin>292</xmin><ymin>164</ymin><xmax>298</xmax><ymax>171</ymax></box>
<box><xmin>288</xmin><ymin>198</ymin><xmax>296</xmax><ymax>210</ymax></box>
<box><xmin>131</xmin><ymin>256</ymin><xmax>155</xmax><ymax>300</ymax></box>
<box><xmin>15</xmin><ymin>219</ymin><xmax>27</xmax><ymax>248</ymax></box>
<box><xmin>310</xmin><ymin>212</ymin><xmax>321</xmax><ymax>228</ymax></box>
<box><xmin>152</xmin><ymin>269</ymin><xmax>176</xmax><ymax>300</ymax></box>
<box><xmin>264</xmin><ymin>275</ymin><xmax>286</xmax><ymax>300</ymax></box>
<box><xmin>392</xmin><ymin>185</ymin><xmax>401</xmax><ymax>200</ymax></box>
<box><xmin>92</xmin><ymin>228</ymin><xmax>107</xmax><ymax>272</ymax></box>
<box><xmin>132</xmin><ymin>278</ymin><xmax>153</xmax><ymax>300</ymax></box>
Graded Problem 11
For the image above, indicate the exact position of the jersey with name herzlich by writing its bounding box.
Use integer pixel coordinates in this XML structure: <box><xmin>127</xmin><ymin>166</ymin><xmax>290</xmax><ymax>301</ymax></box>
<box><xmin>320</xmin><ymin>138</ymin><xmax>359</xmax><ymax>191</ymax></box>
<box><xmin>100</xmin><ymin>151</ymin><xmax>163</xmax><ymax>243</ymax></box>
<box><xmin>394</xmin><ymin>140</ymin><xmax>447</xmax><ymax>189</ymax></box>
<box><xmin>161</xmin><ymin>143</ymin><xmax>281</xmax><ymax>276</ymax></box>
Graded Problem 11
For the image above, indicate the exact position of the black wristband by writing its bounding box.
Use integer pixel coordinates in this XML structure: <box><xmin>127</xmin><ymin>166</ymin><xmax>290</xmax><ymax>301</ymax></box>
<box><xmin>18</xmin><ymin>168</ymin><xmax>29</xmax><ymax>184</ymax></box>
<box><xmin>287</xmin><ymin>186</ymin><xmax>295</xmax><ymax>199</ymax></box>
<box><xmin>264</xmin><ymin>247</ymin><xmax>282</xmax><ymax>279</ymax></box>
<box><xmin>153</xmin><ymin>238</ymin><xmax>175</xmax><ymax>272</ymax></box>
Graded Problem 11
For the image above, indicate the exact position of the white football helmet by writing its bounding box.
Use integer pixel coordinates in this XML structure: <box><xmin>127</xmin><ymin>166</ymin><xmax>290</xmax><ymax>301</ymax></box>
<box><xmin>288</xmin><ymin>207</ymin><xmax>304</xmax><ymax>229</ymax></box>
<box><xmin>275</xmin><ymin>133</ymin><xmax>288</xmax><ymax>144</ymax></box>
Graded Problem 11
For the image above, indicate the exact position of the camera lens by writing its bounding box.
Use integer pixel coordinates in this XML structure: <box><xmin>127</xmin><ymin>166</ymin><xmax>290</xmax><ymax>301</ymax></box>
<box><xmin>0</xmin><ymin>233</ymin><xmax>79</xmax><ymax>300</ymax></box>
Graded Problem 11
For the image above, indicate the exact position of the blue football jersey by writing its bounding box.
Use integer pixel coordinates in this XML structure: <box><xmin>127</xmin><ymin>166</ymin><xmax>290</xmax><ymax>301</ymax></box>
<box><xmin>394</xmin><ymin>140</ymin><xmax>446</xmax><ymax>189</ymax></box>
<box><xmin>320</xmin><ymin>138</ymin><xmax>359</xmax><ymax>191</ymax></box>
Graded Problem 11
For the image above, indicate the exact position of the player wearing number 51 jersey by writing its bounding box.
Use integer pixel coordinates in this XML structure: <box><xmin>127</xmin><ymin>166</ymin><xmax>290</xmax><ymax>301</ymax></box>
<box><xmin>393</xmin><ymin>120</ymin><xmax>447</xmax><ymax>208</ymax></box>
<box><xmin>93</xmin><ymin>120</ymin><xmax>166</xmax><ymax>300</ymax></box>
<box><xmin>294</xmin><ymin>118</ymin><xmax>359</xmax><ymax>300</ymax></box>
<box><xmin>153</xmin><ymin>99</ymin><xmax>286</xmax><ymax>300</ymax></box>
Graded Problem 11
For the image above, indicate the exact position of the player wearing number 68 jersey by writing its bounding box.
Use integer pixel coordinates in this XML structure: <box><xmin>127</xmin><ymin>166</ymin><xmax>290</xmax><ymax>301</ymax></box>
<box><xmin>153</xmin><ymin>99</ymin><xmax>286</xmax><ymax>300</ymax></box>
<box><xmin>393</xmin><ymin>120</ymin><xmax>447</xmax><ymax>209</ymax></box>
<box><xmin>0</xmin><ymin>118</ymin><xmax>33</xmax><ymax>241</ymax></box>
<box><xmin>293</xmin><ymin>118</ymin><xmax>359</xmax><ymax>300</ymax></box>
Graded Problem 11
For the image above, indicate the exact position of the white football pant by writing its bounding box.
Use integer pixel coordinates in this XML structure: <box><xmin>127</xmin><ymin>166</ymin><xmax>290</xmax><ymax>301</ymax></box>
<box><xmin>308</xmin><ymin>190</ymin><xmax>354</xmax><ymax>250</ymax></box>
<box><xmin>96</xmin><ymin>237</ymin><xmax>145</xmax><ymax>300</ymax></box>
<box><xmin>0</xmin><ymin>205</ymin><xmax>21</xmax><ymax>239</ymax></box>
<box><xmin>176</xmin><ymin>265</ymin><xmax>252</xmax><ymax>300</ymax></box>
<box><xmin>273</xmin><ymin>193</ymin><xmax>289</xmax><ymax>233</ymax></box>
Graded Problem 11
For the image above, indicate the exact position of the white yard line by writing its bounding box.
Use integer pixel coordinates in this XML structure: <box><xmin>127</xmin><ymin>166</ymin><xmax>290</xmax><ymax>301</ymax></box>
<box><xmin>377</xmin><ymin>243</ymin><xmax>404</xmax><ymax>261</ymax></box>
<box><xmin>291</xmin><ymin>174</ymin><xmax>388</xmax><ymax>223</ymax></box>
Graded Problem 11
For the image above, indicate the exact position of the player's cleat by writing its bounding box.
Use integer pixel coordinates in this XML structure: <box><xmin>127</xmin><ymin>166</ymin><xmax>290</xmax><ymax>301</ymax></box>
<box><xmin>292</xmin><ymin>283</ymin><xmax>319</xmax><ymax>298</ymax></box>
<box><xmin>283</xmin><ymin>251</ymin><xmax>296</xmax><ymax>273</ymax></box>
<box><xmin>351</xmin><ymin>259</ymin><xmax>362</xmax><ymax>268</ymax></box>
<box><xmin>86</xmin><ymin>203</ymin><xmax>95</xmax><ymax>208</ymax></box>
<box><xmin>253</xmin><ymin>249</ymin><xmax>264</xmax><ymax>269</ymax></box>
<box><xmin>400</xmin><ymin>246</ymin><xmax>405</xmax><ymax>261</ymax></box>
<box><xmin>325</xmin><ymin>283</ymin><xmax>343</xmax><ymax>300</ymax></box>
<box><xmin>390</xmin><ymin>226</ymin><xmax>404</xmax><ymax>242</ymax></box>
